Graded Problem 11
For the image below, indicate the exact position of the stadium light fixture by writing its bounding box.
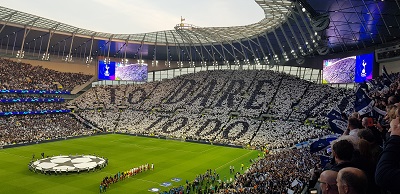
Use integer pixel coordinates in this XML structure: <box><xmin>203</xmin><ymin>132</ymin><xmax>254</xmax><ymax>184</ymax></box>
<box><xmin>263</xmin><ymin>58</ymin><xmax>269</xmax><ymax>65</ymax></box>
<box><xmin>16</xmin><ymin>50</ymin><xmax>24</xmax><ymax>59</ymax></box>
<box><xmin>291</xmin><ymin>50</ymin><xmax>298</xmax><ymax>58</ymax></box>
<box><xmin>104</xmin><ymin>58</ymin><xmax>110</xmax><ymax>64</ymax></box>
<box><xmin>151</xmin><ymin>60</ymin><xmax>158</xmax><ymax>67</ymax></box>
<box><xmin>121</xmin><ymin>58</ymin><xmax>128</xmax><ymax>66</ymax></box>
<box><xmin>42</xmin><ymin>52</ymin><xmax>50</xmax><ymax>61</ymax></box>
<box><xmin>282</xmin><ymin>52</ymin><xmax>289</xmax><ymax>62</ymax></box>
<box><xmin>137</xmin><ymin>59</ymin><xmax>144</xmax><ymax>65</ymax></box>
<box><xmin>165</xmin><ymin>61</ymin><xmax>171</xmax><ymax>67</ymax></box>
<box><xmin>86</xmin><ymin>56</ymin><xmax>93</xmax><ymax>64</ymax></box>
<box><xmin>64</xmin><ymin>54</ymin><xmax>73</xmax><ymax>62</ymax></box>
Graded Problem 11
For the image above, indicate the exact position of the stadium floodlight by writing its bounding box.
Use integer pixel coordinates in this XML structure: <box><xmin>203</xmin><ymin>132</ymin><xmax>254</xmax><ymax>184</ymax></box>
<box><xmin>86</xmin><ymin>56</ymin><xmax>93</xmax><ymax>64</ymax></box>
<box><xmin>64</xmin><ymin>54</ymin><xmax>73</xmax><ymax>62</ymax></box>
<box><xmin>104</xmin><ymin>58</ymin><xmax>110</xmax><ymax>64</ymax></box>
<box><xmin>151</xmin><ymin>60</ymin><xmax>158</xmax><ymax>67</ymax></box>
<box><xmin>42</xmin><ymin>52</ymin><xmax>50</xmax><ymax>61</ymax></box>
<box><xmin>291</xmin><ymin>50</ymin><xmax>298</xmax><ymax>58</ymax></box>
<box><xmin>177</xmin><ymin>61</ymin><xmax>183</xmax><ymax>68</ymax></box>
<box><xmin>282</xmin><ymin>52</ymin><xmax>289</xmax><ymax>62</ymax></box>
<box><xmin>306</xmin><ymin>44</ymin><xmax>313</xmax><ymax>53</ymax></box>
<box><xmin>16</xmin><ymin>50</ymin><xmax>24</xmax><ymax>59</ymax></box>
<box><xmin>165</xmin><ymin>61</ymin><xmax>171</xmax><ymax>67</ymax></box>
<box><xmin>224</xmin><ymin>60</ymin><xmax>229</xmax><ymax>66</ymax></box>
<box><xmin>244</xmin><ymin>59</ymin><xmax>250</xmax><ymax>65</ymax></box>
<box><xmin>298</xmin><ymin>46</ymin><xmax>306</xmax><ymax>56</ymax></box>
<box><xmin>121</xmin><ymin>58</ymin><xmax>128</xmax><ymax>66</ymax></box>
<box><xmin>263</xmin><ymin>58</ymin><xmax>270</xmax><ymax>65</ymax></box>
<box><xmin>137</xmin><ymin>59</ymin><xmax>145</xmax><ymax>65</ymax></box>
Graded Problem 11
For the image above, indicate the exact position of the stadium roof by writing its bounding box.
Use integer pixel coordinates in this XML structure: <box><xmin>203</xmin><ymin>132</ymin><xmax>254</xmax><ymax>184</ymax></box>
<box><xmin>0</xmin><ymin>0</ymin><xmax>292</xmax><ymax>44</ymax></box>
<box><xmin>0</xmin><ymin>0</ymin><xmax>399</xmax><ymax>66</ymax></box>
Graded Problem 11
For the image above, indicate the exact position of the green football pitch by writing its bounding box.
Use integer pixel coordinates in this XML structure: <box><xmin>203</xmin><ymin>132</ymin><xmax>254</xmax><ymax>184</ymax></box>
<box><xmin>0</xmin><ymin>134</ymin><xmax>260</xmax><ymax>193</ymax></box>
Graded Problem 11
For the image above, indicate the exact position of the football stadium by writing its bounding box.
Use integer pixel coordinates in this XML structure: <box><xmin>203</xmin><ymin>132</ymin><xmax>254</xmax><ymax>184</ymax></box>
<box><xmin>0</xmin><ymin>0</ymin><xmax>400</xmax><ymax>193</ymax></box>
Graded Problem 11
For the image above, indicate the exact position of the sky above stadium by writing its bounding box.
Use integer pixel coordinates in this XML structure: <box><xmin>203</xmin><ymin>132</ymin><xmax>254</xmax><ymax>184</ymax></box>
<box><xmin>0</xmin><ymin>0</ymin><xmax>265</xmax><ymax>34</ymax></box>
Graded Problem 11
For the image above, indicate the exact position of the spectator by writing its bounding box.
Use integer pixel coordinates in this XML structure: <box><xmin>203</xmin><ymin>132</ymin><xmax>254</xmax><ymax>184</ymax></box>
<box><xmin>337</xmin><ymin>167</ymin><xmax>367</xmax><ymax>194</ymax></box>
<box><xmin>375</xmin><ymin>117</ymin><xmax>400</xmax><ymax>193</ymax></box>
<box><xmin>319</xmin><ymin>170</ymin><xmax>339</xmax><ymax>194</ymax></box>
<box><xmin>329</xmin><ymin>140</ymin><xmax>356</xmax><ymax>172</ymax></box>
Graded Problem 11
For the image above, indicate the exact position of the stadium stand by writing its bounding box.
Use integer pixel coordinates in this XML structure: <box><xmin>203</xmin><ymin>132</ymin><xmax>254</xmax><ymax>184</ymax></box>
<box><xmin>69</xmin><ymin>69</ymin><xmax>400</xmax><ymax>193</ymax></box>
<box><xmin>70</xmin><ymin>69</ymin><xmax>350</xmax><ymax>149</ymax></box>
<box><xmin>0</xmin><ymin>58</ymin><xmax>92</xmax><ymax>91</ymax></box>
<box><xmin>0</xmin><ymin>58</ymin><xmax>95</xmax><ymax>146</ymax></box>
<box><xmin>0</xmin><ymin>114</ymin><xmax>94</xmax><ymax>146</ymax></box>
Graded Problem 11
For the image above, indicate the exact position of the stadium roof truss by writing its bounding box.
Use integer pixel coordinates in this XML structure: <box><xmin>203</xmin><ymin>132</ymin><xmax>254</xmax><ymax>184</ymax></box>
<box><xmin>0</xmin><ymin>0</ymin><xmax>399</xmax><ymax>68</ymax></box>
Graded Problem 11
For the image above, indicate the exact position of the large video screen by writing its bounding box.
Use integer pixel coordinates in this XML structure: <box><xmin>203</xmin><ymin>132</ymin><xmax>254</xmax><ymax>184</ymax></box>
<box><xmin>98</xmin><ymin>61</ymin><xmax>148</xmax><ymax>82</ymax></box>
<box><xmin>322</xmin><ymin>52</ymin><xmax>374</xmax><ymax>84</ymax></box>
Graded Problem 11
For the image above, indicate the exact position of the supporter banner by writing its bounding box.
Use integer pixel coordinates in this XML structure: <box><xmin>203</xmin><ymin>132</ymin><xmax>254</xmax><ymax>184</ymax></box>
<box><xmin>326</xmin><ymin>107</ymin><xmax>347</xmax><ymax>134</ymax></box>
<box><xmin>319</xmin><ymin>155</ymin><xmax>332</xmax><ymax>168</ymax></box>
<box><xmin>0</xmin><ymin>109</ymin><xmax>70</xmax><ymax>116</ymax></box>
<box><xmin>0</xmin><ymin>98</ymin><xmax>64</xmax><ymax>103</ymax></box>
<box><xmin>310</xmin><ymin>139</ymin><xmax>331</xmax><ymax>153</ymax></box>
<box><xmin>0</xmin><ymin>89</ymin><xmax>70</xmax><ymax>94</ymax></box>
<box><xmin>354</xmin><ymin>86</ymin><xmax>374</xmax><ymax>116</ymax></box>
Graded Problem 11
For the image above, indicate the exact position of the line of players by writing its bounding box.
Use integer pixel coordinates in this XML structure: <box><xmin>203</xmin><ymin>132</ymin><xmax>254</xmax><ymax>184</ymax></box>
<box><xmin>100</xmin><ymin>163</ymin><xmax>154</xmax><ymax>193</ymax></box>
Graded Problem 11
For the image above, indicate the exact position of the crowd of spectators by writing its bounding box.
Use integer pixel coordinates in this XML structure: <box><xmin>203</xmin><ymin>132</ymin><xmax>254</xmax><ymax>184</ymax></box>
<box><xmin>301</xmin><ymin>72</ymin><xmax>400</xmax><ymax>194</ymax></box>
<box><xmin>0</xmin><ymin>58</ymin><xmax>92</xmax><ymax>91</ymax></box>
<box><xmin>220</xmin><ymin>148</ymin><xmax>317</xmax><ymax>194</ymax></box>
<box><xmin>0</xmin><ymin>114</ymin><xmax>94</xmax><ymax>146</ymax></box>
<box><xmin>4</xmin><ymin>58</ymin><xmax>400</xmax><ymax>193</ymax></box>
<box><xmin>72</xmin><ymin>70</ymin><xmax>400</xmax><ymax>193</ymax></box>
<box><xmin>72</xmin><ymin>70</ymin><xmax>351</xmax><ymax>122</ymax></box>
<box><xmin>252</xmin><ymin>120</ymin><xmax>330</xmax><ymax>150</ymax></box>
<box><xmin>79</xmin><ymin>110</ymin><xmax>120</xmax><ymax>131</ymax></box>
<box><xmin>0</xmin><ymin>57</ymin><xmax>96</xmax><ymax>145</ymax></box>
<box><xmin>268</xmin><ymin>75</ymin><xmax>309</xmax><ymax>119</ymax></box>
<box><xmin>72</xmin><ymin>69</ymin><xmax>351</xmax><ymax>150</ymax></box>
<box><xmin>161</xmin><ymin>169</ymin><xmax>221</xmax><ymax>194</ymax></box>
